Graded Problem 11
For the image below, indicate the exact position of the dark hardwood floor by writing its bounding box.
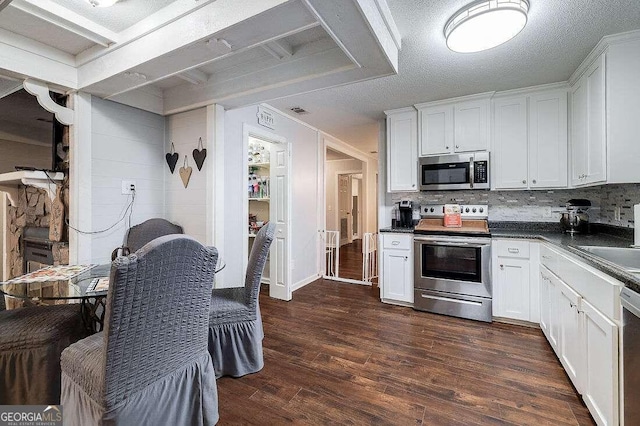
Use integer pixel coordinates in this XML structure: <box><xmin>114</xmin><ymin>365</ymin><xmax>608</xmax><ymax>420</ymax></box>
<box><xmin>216</xmin><ymin>280</ymin><xmax>595</xmax><ymax>425</ymax></box>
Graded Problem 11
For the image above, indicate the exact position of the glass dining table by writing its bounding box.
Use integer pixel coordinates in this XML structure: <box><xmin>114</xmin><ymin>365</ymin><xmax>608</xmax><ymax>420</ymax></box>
<box><xmin>0</xmin><ymin>259</ymin><xmax>225</xmax><ymax>334</ymax></box>
<box><xmin>0</xmin><ymin>264</ymin><xmax>111</xmax><ymax>333</ymax></box>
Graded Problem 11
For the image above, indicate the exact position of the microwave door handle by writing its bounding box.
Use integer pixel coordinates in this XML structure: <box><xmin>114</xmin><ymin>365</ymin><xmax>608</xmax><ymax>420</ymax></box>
<box><xmin>469</xmin><ymin>157</ymin><xmax>474</xmax><ymax>188</ymax></box>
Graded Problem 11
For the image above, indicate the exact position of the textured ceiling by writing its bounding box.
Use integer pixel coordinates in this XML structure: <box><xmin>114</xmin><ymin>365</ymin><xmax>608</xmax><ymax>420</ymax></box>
<box><xmin>269</xmin><ymin>0</ymin><xmax>640</xmax><ymax>155</ymax></box>
<box><xmin>54</xmin><ymin>0</ymin><xmax>179</xmax><ymax>32</ymax></box>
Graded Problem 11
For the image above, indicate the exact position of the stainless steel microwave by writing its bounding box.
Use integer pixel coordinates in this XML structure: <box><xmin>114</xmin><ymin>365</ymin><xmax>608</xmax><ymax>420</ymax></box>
<box><xmin>419</xmin><ymin>152</ymin><xmax>490</xmax><ymax>191</ymax></box>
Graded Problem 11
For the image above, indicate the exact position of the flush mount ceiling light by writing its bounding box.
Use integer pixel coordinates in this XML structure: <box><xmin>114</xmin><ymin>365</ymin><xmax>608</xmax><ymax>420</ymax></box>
<box><xmin>444</xmin><ymin>0</ymin><xmax>529</xmax><ymax>53</ymax></box>
<box><xmin>87</xmin><ymin>0</ymin><xmax>119</xmax><ymax>7</ymax></box>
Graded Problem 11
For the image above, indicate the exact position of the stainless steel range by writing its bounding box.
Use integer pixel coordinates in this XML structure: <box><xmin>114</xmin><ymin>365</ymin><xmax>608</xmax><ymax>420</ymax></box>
<box><xmin>413</xmin><ymin>204</ymin><xmax>492</xmax><ymax>322</ymax></box>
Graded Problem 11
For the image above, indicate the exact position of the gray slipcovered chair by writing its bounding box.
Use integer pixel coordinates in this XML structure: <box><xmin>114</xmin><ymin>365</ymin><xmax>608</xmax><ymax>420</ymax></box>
<box><xmin>208</xmin><ymin>222</ymin><xmax>275</xmax><ymax>378</ymax></box>
<box><xmin>61</xmin><ymin>235</ymin><xmax>219</xmax><ymax>426</ymax></box>
<box><xmin>0</xmin><ymin>300</ymin><xmax>87</xmax><ymax>405</ymax></box>
<box><xmin>112</xmin><ymin>218</ymin><xmax>183</xmax><ymax>260</ymax></box>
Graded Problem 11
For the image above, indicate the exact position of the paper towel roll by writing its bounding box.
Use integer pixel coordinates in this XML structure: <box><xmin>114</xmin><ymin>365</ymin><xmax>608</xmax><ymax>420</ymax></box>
<box><xmin>635</xmin><ymin>204</ymin><xmax>640</xmax><ymax>247</ymax></box>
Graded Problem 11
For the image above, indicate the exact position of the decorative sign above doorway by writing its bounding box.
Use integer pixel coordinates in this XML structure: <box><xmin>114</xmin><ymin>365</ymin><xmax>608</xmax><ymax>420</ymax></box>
<box><xmin>257</xmin><ymin>106</ymin><xmax>275</xmax><ymax>130</ymax></box>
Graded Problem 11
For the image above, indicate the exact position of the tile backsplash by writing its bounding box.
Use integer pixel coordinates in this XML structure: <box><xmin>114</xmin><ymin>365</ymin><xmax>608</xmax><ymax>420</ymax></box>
<box><xmin>391</xmin><ymin>183</ymin><xmax>640</xmax><ymax>228</ymax></box>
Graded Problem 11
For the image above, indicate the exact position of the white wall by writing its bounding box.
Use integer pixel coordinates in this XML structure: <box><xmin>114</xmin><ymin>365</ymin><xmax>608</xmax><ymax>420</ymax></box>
<box><xmin>325</xmin><ymin>158</ymin><xmax>363</xmax><ymax>232</ymax></box>
<box><xmin>0</xmin><ymin>139</ymin><xmax>50</xmax><ymax>173</ymax></box>
<box><xmin>223</xmin><ymin>105</ymin><xmax>320</xmax><ymax>288</ymax></box>
<box><xmin>165</xmin><ymin>108</ymin><xmax>208</xmax><ymax>244</ymax></box>
<box><xmin>89</xmin><ymin>97</ymin><xmax>165</xmax><ymax>263</ymax></box>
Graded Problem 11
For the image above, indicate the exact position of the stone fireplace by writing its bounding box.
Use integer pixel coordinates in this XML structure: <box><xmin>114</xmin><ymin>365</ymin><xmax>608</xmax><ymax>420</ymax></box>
<box><xmin>5</xmin><ymin>185</ymin><xmax>69</xmax><ymax>280</ymax></box>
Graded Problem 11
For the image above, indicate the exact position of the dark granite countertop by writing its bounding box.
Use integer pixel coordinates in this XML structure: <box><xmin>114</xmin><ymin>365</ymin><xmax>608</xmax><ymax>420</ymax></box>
<box><xmin>379</xmin><ymin>222</ymin><xmax>640</xmax><ymax>292</ymax></box>
<box><xmin>379</xmin><ymin>227</ymin><xmax>415</xmax><ymax>234</ymax></box>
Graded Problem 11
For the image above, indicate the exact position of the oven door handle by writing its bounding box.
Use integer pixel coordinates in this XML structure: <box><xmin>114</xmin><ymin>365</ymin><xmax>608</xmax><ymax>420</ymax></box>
<box><xmin>414</xmin><ymin>239</ymin><xmax>490</xmax><ymax>248</ymax></box>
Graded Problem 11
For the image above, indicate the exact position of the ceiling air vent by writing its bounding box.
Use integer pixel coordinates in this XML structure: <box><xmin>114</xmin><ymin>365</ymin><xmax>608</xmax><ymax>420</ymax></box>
<box><xmin>290</xmin><ymin>106</ymin><xmax>309</xmax><ymax>115</ymax></box>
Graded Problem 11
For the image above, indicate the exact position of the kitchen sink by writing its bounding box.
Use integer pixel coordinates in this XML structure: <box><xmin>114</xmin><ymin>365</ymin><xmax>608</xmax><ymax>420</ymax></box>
<box><xmin>578</xmin><ymin>246</ymin><xmax>640</xmax><ymax>272</ymax></box>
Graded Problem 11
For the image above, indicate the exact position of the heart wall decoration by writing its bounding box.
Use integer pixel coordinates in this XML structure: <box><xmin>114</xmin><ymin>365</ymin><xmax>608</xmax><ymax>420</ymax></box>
<box><xmin>193</xmin><ymin>137</ymin><xmax>207</xmax><ymax>171</ymax></box>
<box><xmin>179</xmin><ymin>155</ymin><xmax>193</xmax><ymax>189</ymax></box>
<box><xmin>166</xmin><ymin>142</ymin><xmax>179</xmax><ymax>174</ymax></box>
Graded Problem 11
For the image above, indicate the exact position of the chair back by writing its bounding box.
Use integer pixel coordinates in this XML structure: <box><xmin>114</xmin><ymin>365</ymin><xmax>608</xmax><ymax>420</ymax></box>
<box><xmin>102</xmin><ymin>235</ymin><xmax>218</xmax><ymax>409</ymax></box>
<box><xmin>244</xmin><ymin>223</ymin><xmax>276</xmax><ymax>309</ymax></box>
<box><xmin>125</xmin><ymin>218</ymin><xmax>183</xmax><ymax>253</ymax></box>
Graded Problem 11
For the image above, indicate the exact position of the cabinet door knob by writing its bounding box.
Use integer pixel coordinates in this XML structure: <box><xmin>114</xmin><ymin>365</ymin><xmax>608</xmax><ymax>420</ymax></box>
<box><xmin>532</xmin><ymin>179</ymin><xmax>537</xmax><ymax>184</ymax></box>
<box><xmin>500</xmin><ymin>264</ymin><xmax>504</xmax><ymax>269</ymax></box>
<box><xmin>455</xmin><ymin>145</ymin><xmax>459</xmax><ymax>149</ymax></box>
<box><xmin>445</xmin><ymin>146</ymin><xmax>449</xmax><ymax>150</ymax></box>
<box><xmin>412</xmin><ymin>184</ymin><xmax>416</xmax><ymax>187</ymax></box>
<box><xmin>522</xmin><ymin>180</ymin><xmax>526</xmax><ymax>184</ymax></box>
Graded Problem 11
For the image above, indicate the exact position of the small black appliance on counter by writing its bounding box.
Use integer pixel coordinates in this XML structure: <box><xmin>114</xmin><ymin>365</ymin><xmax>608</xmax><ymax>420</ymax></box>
<box><xmin>398</xmin><ymin>200</ymin><xmax>413</xmax><ymax>228</ymax></box>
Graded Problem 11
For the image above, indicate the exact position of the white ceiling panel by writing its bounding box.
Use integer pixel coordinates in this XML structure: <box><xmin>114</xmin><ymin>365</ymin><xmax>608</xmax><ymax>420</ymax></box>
<box><xmin>54</xmin><ymin>0</ymin><xmax>179</xmax><ymax>33</ymax></box>
<box><xmin>0</xmin><ymin>6</ymin><xmax>95</xmax><ymax>54</ymax></box>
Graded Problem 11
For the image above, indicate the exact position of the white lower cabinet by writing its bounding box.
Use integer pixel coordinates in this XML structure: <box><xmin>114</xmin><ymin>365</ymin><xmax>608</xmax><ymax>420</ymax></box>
<box><xmin>539</xmin><ymin>245</ymin><xmax>620</xmax><ymax>426</ymax></box>
<box><xmin>381</xmin><ymin>234</ymin><xmax>413</xmax><ymax>304</ymax></box>
<box><xmin>557</xmin><ymin>279</ymin><xmax>584</xmax><ymax>392</ymax></box>
<box><xmin>492</xmin><ymin>239</ymin><xmax>539</xmax><ymax>322</ymax></box>
<box><xmin>494</xmin><ymin>258</ymin><xmax>530</xmax><ymax>320</ymax></box>
<box><xmin>582</xmin><ymin>299</ymin><xmax>619</xmax><ymax>426</ymax></box>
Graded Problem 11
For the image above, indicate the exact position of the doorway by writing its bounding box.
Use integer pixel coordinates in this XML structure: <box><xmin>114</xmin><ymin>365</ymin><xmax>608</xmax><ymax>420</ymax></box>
<box><xmin>243</xmin><ymin>125</ymin><xmax>291</xmax><ymax>301</ymax></box>
<box><xmin>324</xmin><ymin>147</ymin><xmax>376</xmax><ymax>284</ymax></box>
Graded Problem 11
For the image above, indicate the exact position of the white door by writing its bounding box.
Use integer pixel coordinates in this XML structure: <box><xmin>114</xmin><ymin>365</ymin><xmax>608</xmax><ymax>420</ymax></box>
<box><xmin>582</xmin><ymin>298</ymin><xmax>619</xmax><ymax>426</ymax></box>
<box><xmin>269</xmin><ymin>142</ymin><xmax>291</xmax><ymax>301</ymax></box>
<box><xmin>547</xmin><ymin>273</ymin><xmax>561</xmax><ymax>353</ymax></box>
<box><xmin>571</xmin><ymin>77</ymin><xmax>588</xmax><ymax>185</ymax></box>
<box><xmin>585</xmin><ymin>54</ymin><xmax>607</xmax><ymax>185</ymax></box>
<box><xmin>529</xmin><ymin>91</ymin><xmax>568</xmax><ymax>188</ymax></box>
<box><xmin>539</xmin><ymin>269</ymin><xmax>551</xmax><ymax>339</ymax></box>
<box><xmin>386</xmin><ymin>110</ymin><xmax>418</xmax><ymax>192</ymax></box>
<box><xmin>495</xmin><ymin>258</ymin><xmax>530</xmax><ymax>320</ymax></box>
<box><xmin>558</xmin><ymin>280</ymin><xmax>584</xmax><ymax>393</ymax></box>
<box><xmin>338</xmin><ymin>174</ymin><xmax>352</xmax><ymax>245</ymax></box>
<box><xmin>418</xmin><ymin>105</ymin><xmax>453</xmax><ymax>156</ymax></box>
<box><xmin>493</xmin><ymin>96</ymin><xmax>528</xmax><ymax>189</ymax></box>
<box><xmin>382</xmin><ymin>251</ymin><xmax>411</xmax><ymax>302</ymax></box>
<box><xmin>454</xmin><ymin>99</ymin><xmax>489</xmax><ymax>152</ymax></box>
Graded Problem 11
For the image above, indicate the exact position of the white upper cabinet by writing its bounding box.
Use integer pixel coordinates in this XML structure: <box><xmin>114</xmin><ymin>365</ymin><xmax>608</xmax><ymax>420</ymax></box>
<box><xmin>454</xmin><ymin>99</ymin><xmax>490</xmax><ymax>153</ymax></box>
<box><xmin>529</xmin><ymin>91</ymin><xmax>568</xmax><ymax>188</ymax></box>
<box><xmin>493</xmin><ymin>90</ymin><xmax>568</xmax><ymax>190</ymax></box>
<box><xmin>385</xmin><ymin>108</ymin><xmax>418</xmax><ymax>192</ymax></box>
<box><xmin>571</xmin><ymin>53</ymin><xmax>606</xmax><ymax>187</ymax></box>
<box><xmin>493</xmin><ymin>96</ymin><xmax>528</xmax><ymax>189</ymax></box>
<box><xmin>418</xmin><ymin>105</ymin><xmax>453</xmax><ymax>156</ymax></box>
<box><xmin>416</xmin><ymin>96</ymin><xmax>490</xmax><ymax>157</ymax></box>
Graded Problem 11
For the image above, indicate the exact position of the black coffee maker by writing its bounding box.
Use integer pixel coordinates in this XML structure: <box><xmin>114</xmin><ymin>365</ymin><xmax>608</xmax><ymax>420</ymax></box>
<box><xmin>398</xmin><ymin>200</ymin><xmax>413</xmax><ymax>228</ymax></box>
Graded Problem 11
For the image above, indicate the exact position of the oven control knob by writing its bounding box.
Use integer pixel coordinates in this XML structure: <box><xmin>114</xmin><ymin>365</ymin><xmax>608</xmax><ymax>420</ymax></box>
<box><xmin>465</xmin><ymin>208</ymin><xmax>470</xmax><ymax>213</ymax></box>
<box><xmin>479</xmin><ymin>207</ymin><xmax>484</xmax><ymax>213</ymax></box>
<box><xmin>472</xmin><ymin>208</ymin><xmax>477</xmax><ymax>213</ymax></box>
<box><xmin>430</xmin><ymin>207</ymin><xmax>434</xmax><ymax>212</ymax></box>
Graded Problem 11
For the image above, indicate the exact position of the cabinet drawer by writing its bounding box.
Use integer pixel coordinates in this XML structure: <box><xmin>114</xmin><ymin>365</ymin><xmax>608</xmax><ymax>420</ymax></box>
<box><xmin>496</xmin><ymin>240</ymin><xmax>530</xmax><ymax>258</ymax></box>
<box><xmin>382</xmin><ymin>234</ymin><xmax>412</xmax><ymax>250</ymax></box>
<box><xmin>540</xmin><ymin>244</ymin><xmax>558</xmax><ymax>271</ymax></box>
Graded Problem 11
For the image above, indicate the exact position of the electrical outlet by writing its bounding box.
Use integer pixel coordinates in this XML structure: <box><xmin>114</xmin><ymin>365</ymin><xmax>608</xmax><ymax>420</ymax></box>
<box><xmin>121</xmin><ymin>180</ymin><xmax>136</xmax><ymax>195</ymax></box>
